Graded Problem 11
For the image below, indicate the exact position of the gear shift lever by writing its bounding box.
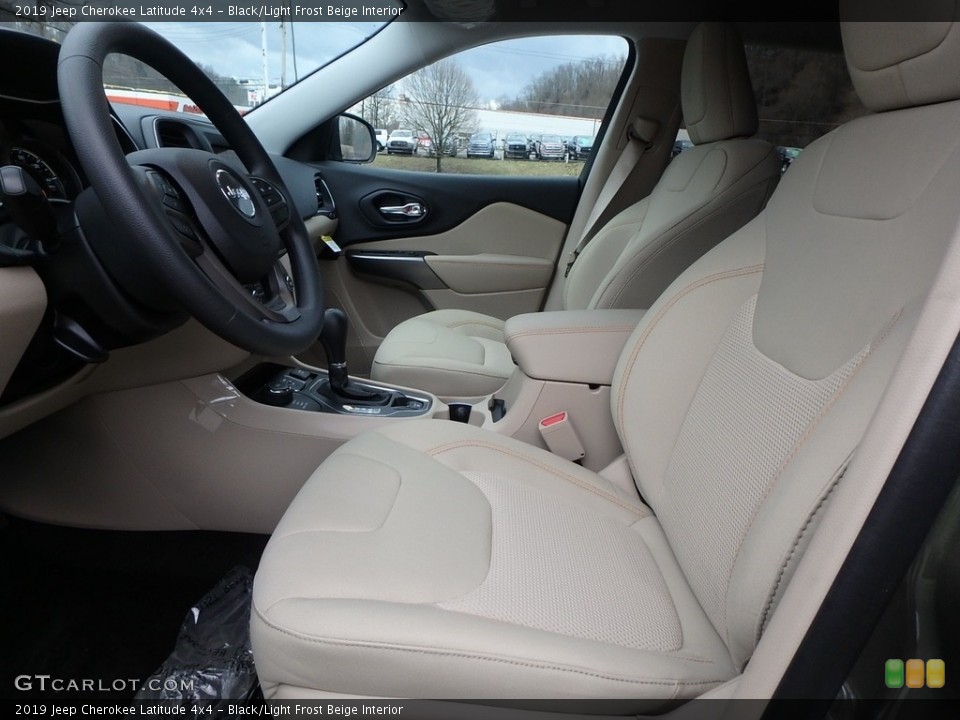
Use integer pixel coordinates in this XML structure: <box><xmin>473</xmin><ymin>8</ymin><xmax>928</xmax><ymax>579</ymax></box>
<box><xmin>318</xmin><ymin>308</ymin><xmax>388</xmax><ymax>403</ymax></box>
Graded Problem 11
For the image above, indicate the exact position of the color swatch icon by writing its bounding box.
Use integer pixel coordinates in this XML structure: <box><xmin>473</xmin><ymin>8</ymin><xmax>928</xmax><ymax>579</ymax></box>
<box><xmin>885</xmin><ymin>659</ymin><xmax>904</xmax><ymax>688</ymax></box>
<box><xmin>905</xmin><ymin>659</ymin><xmax>925</xmax><ymax>688</ymax></box>
<box><xmin>885</xmin><ymin>658</ymin><xmax>944</xmax><ymax>689</ymax></box>
<box><xmin>927</xmin><ymin>659</ymin><xmax>946</xmax><ymax>689</ymax></box>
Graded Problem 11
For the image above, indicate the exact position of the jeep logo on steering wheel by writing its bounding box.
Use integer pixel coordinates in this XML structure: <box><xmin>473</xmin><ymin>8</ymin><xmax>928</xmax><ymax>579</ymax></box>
<box><xmin>215</xmin><ymin>169</ymin><xmax>256</xmax><ymax>219</ymax></box>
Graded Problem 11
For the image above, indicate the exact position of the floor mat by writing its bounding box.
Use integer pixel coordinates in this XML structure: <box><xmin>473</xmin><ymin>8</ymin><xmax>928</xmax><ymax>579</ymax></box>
<box><xmin>0</xmin><ymin>515</ymin><xmax>268</xmax><ymax>699</ymax></box>
<box><xmin>137</xmin><ymin>566</ymin><xmax>259</xmax><ymax>701</ymax></box>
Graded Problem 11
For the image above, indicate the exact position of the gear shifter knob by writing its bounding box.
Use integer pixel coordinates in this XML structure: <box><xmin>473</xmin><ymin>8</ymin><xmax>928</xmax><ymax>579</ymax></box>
<box><xmin>319</xmin><ymin>307</ymin><xmax>349</xmax><ymax>367</ymax></box>
<box><xmin>318</xmin><ymin>307</ymin><xmax>387</xmax><ymax>403</ymax></box>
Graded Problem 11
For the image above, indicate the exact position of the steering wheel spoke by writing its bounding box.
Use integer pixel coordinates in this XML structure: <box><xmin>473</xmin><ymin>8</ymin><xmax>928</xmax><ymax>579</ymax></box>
<box><xmin>136</xmin><ymin>165</ymin><xmax>205</xmax><ymax>258</ymax></box>
<box><xmin>194</xmin><ymin>247</ymin><xmax>300</xmax><ymax>325</ymax></box>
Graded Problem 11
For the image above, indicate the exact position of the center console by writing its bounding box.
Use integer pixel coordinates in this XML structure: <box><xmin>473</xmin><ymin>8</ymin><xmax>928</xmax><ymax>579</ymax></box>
<box><xmin>238</xmin><ymin>363</ymin><xmax>431</xmax><ymax>418</ymax></box>
<box><xmin>236</xmin><ymin>306</ymin><xmax>433</xmax><ymax>418</ymax></box>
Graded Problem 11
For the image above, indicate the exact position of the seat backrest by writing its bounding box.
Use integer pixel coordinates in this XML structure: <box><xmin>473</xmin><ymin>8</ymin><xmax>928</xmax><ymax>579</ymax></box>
<box><xmin>612</xmin><ymin>12</ymin><xmax>960</xmax><ymax>670</ymax></box>
<box><xmin>562</xmin><ymin>22</ymin><xmax>780</xmax><ymax>312</ymax></box>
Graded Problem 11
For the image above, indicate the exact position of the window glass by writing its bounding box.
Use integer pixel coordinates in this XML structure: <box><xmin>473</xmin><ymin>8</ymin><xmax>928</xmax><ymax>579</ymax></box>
<box><xmin>353</xmin><ymin>35</ymin><xmax>629</xmax><ymax>176</ymax></box>
<box><xmin>673</xmin><ymin>44</ymin><xmax>869</xmax><ymax>174</ymax></box>
<box><xmin>4</xmin><ymin>20</ymin><xmax>389</xmax><ymax>112</ymax></box>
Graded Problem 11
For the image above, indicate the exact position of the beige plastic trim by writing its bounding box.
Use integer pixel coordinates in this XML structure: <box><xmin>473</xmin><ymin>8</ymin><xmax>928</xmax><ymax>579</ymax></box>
<box><xmin>482</xmin><ymin>370</ymin><xmax>624</xmax><ymax>473</ymax></box>
<box><xmin>0</xmin><ymin>320</ymin><xmax>250</xmax><ymax>441</ymax></box>
<box><xmin>0</xmin><ymin>267</ymin><xmax>46</xmax><ymax>398</ymax></box>
<box><xmin>304</xmin><ymin>215</ymin><xmax>338</xmax><ymax>250</ymax></box>
<box><xmin>0</xmin><ymin>369</ymin><xmax>444</xmax><ymax>533</ymax></box>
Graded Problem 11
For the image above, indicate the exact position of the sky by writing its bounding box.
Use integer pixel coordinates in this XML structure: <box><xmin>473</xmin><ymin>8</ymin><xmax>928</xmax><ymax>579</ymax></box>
<box><xmin>144</xmin><ymin>21</ymin><xmax>628</xmax><ymax>104</ymax></box>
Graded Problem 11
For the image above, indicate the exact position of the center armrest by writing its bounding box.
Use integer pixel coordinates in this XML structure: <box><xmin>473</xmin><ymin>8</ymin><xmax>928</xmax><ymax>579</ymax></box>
<box><xmin>504</xmin><ymin>309</ymin><xmax>646</xmax><ymax>386</ymax></box>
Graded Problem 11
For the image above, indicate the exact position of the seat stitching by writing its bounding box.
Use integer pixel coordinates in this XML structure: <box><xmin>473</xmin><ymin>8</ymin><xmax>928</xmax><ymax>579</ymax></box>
<box><xmin>757</xmin><ymin>460</ymin><xmax>846</xmax><ymax>638</ymax></box>
<box><xmin>372</xmin><ymin>360</ymin><xmax>511</xmax><ymax>379</ymax></box>
<box><xmin>614</xmin><ymin>265</ymin><xmax>765</xmax><ymax>434</ymax></box>
<box><xmin>506</xmin><ymin>325</ymin><xmax>637</xmax><ymax>341</ymax></box>
<box><xmin>254</xmin><ymin>608</ymin><xmax>726</xmax><ymax>688</ymax></box>
<box><xmin>447</xmin><ymin>320</ymin><xmax>507</xmax><ymax>332</ymax></box>
<box><xmin>720</xmin><ymin>307</ymin><xmax>904</xmax><ymax>643</ymax></box>
<box><xmin>426</xmin><ymin>440</ymin><xmax>647</xmax><ymax>517</ymax></box>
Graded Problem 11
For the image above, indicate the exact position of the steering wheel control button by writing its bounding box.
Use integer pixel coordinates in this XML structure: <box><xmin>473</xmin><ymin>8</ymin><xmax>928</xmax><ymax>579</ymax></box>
<box><xmin>251</xmin><ymin>177</ymin><xmax>290</xmax><ymax>229</ymax></box>
<box><xmin>216</xmin><ymin>169</ymin><xmax>257</xmax><ymax>219</ymax></box>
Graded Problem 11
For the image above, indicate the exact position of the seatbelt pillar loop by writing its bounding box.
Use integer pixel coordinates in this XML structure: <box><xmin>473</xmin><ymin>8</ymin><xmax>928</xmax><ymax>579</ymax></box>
<box><xmin>564</xmin><ymin>117</ymin><xmax>659</xmax><ymax>278</ymax></box>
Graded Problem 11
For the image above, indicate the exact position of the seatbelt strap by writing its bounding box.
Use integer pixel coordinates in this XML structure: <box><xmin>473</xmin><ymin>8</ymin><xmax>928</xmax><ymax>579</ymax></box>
<box><xmin>564</xmin><ymin>117</ymin><xmax>658</xmax><ymax>277</ymax></box>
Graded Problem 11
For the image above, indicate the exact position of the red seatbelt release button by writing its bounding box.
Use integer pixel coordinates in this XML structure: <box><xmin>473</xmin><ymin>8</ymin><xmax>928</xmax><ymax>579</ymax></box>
<box><xmin>538</xmin><ymin>411</ymin><xmax>585</xmax><ymax>462</ymax></box>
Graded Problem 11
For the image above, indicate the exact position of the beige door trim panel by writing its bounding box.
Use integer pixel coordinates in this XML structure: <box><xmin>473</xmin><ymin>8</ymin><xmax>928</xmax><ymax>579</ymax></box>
<box><xmin>349</xmin><ymin>202</ymin><xmax>566</xmax><ymax>262</ymax></box>
<box><xmin>424</xmin><ymin>253</ymin><xmax>555</xmax><ymax>294</ymax></box>
<box><xmin>323</xmin><ymin>202</ymin><xmax>569</xmax><ymax>370</ymax></box>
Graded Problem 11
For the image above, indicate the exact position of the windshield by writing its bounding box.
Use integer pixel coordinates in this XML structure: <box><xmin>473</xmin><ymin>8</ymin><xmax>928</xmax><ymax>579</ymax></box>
<box><xmin>541</xmin><ymin>135</ymin><xmax>562</xmax><ymax>143</ymax></box>
<box><xmin>392</xmin><ymin>130</ymin><xmax>413</xmax><ymax>137</ymax></box>
<box><xmin>6</xmin><ymin>20</ymin><xmax>390</xmax><ymax>114</ymax></box>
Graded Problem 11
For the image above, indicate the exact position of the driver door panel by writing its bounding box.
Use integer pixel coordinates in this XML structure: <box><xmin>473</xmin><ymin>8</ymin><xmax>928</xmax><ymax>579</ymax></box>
<box><xmin>306</xmin><ymin>162</ymin><xmax>577</xmax><ymax>374</ymax></box>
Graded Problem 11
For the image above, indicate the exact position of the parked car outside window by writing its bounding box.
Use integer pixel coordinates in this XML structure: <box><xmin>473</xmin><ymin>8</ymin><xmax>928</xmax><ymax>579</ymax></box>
<box><xmin>386</xmin><ymin>129</ymin><xmax>417</xmax><ymax>155</ymax></box>
<box><xmin>467</xmin><ymin>132</ymin><xmax>496</xmax><ymax>159</ymax></box>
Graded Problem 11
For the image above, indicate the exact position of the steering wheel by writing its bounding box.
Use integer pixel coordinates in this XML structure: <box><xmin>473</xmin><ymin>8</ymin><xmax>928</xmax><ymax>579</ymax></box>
<box><xmin>57</xmin><ymin>22</ymin><xmax>325</xmax><ymax>356</ymax></box>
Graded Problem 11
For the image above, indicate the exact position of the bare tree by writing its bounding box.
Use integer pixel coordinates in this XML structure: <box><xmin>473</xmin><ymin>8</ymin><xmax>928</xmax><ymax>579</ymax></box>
<box><xmin>500</xmin><ymin>55</ymin><xmax>624</xmax><ymax>120</ymax></box>
<box><xmin>362</xmin><ymin>85</ymin><xmax>399</xmax><ymax>130</ymax></box>
<box><xmin>401</xmin><ymin>59</ymin><xmax>479</xmax><ymax>172</ymax></box>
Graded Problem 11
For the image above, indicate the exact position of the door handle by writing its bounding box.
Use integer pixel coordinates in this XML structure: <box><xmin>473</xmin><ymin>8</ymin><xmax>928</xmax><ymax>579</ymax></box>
<box><xmin>379</xmin><ymin>202</ymin><xmax>427</xmax><ymax>219</ymax></box>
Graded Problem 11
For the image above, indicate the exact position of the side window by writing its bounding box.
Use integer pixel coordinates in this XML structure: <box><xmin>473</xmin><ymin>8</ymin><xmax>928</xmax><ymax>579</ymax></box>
<box><xmin>672</xmin><ymin>45</ymin><xmax>869</xmax><ymax>172</ymax></box>
<box><xmin>352</xmin><ymin>36</ymin><xmax>629</xmax><ymax>176</ymax></box>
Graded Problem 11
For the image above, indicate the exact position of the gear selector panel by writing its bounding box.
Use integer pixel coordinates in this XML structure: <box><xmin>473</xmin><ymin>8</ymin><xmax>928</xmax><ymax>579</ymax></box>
<box><xmin>239</xmin><ymin>364</ymin><xmax>432</xmax><ymax>418</ymax></box>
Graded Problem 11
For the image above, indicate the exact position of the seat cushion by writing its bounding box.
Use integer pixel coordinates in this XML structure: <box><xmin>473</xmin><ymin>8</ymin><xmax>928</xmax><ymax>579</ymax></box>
<box><xmin>251</xmin><ymin>420</ymin><xmax>737</xmax><ymax>703</ymax></box>
<box><xmin>371</xmin><ymin>309</ymin><xmax>514</xmax><ymax>397</ymax></box>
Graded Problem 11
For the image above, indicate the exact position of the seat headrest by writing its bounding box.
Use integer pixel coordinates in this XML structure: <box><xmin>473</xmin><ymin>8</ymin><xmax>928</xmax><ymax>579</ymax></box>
<box><xmin>841</xmin><ymin>1</ymin><xmax>960</xmax><ymax>111</ymax></box>
<box><xmin>681</xmin><ymin>22</ymin><xmax>758</xmax><ymax>146</ymax></box>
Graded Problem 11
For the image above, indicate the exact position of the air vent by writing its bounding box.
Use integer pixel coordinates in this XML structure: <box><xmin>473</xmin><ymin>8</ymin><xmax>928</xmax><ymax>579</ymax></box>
<box><xmin>314</xmin><ymin>173</ymin><xmax>336</xmax><ymax>218</ymax></box>
<box><xmin>154</xmin><ymin>119</ymin><xmax>197</xmax><ymax>149</ymax></box>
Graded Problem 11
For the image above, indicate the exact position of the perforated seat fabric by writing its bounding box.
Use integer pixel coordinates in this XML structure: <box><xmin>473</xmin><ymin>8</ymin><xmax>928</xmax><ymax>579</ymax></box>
<box><xmin>253</xmin><ymin>11</ymin><xmax>960</xmax><ymax>703</ymax></box>
<box><xmin>371</xmin><ymin>22</ymin><xmax>780</xmax><ymax>398</ymax></box>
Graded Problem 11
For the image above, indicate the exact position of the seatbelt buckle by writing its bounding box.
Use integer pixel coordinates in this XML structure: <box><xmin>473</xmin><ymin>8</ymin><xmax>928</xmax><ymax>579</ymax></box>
<box><xmin>538</xmin><ymin>411</ymin><xmax>586</xmax><ymax>463</ymax></box>
<box><xmin>563</xmin><ymin>250</ymin><xmax>579</xmax><ymax>278</ymax></box>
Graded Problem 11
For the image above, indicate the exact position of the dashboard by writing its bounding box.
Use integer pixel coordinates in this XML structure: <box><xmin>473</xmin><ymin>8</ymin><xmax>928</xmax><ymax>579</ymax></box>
<box><xmin>4</xmin><ymin>132</ymin><xmax>81</xmax><ymax>202</ymax></box>
<box><xmin>0</xmin><ymin>109</ymin><xmax>138</xmax><ymax>206</ymax></box>
<box><xmin>0</xmin><ymin>26</ymin><xmax>337</xmax><ymax>412</ymax></box>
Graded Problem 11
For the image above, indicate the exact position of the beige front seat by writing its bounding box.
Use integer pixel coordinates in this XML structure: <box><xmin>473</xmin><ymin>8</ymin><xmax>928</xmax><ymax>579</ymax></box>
<box><xmin>251</xmin><ymin>16</ymin><xmax>960</xmax><ymax>704</ymax></box>
<box><xmin>371</xmin><ymin>22</ymin><xmax>780</xmax><ymax>398</ymax></box>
